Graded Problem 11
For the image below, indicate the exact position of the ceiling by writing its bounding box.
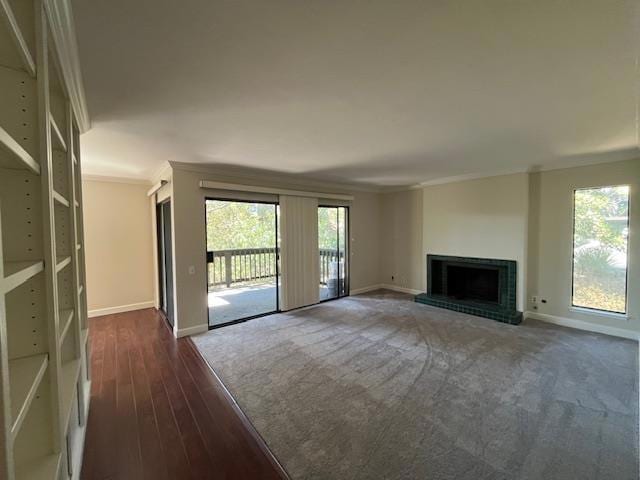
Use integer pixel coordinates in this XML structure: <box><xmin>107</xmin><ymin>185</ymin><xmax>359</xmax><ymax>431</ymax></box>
<box><xmin>72</xmin><ymin>0</ymin><xmax>638</xmax><ymax>187</ymax></box>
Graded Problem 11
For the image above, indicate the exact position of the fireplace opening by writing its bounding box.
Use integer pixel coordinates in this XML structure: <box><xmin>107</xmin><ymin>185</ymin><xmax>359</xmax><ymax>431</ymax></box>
<box><xmin>417</xmin><ymin>255</ymin><xmax>522</xmax><ymax>325</ymax></box>
<box><xmin>446</xmin><ymin>265</ymin><xmax>499</xmax><ymax>303</ymax></box>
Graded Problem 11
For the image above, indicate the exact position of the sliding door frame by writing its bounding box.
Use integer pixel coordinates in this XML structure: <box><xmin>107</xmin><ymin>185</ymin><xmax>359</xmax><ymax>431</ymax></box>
<box><xmin>156</xmin><ymin>199</ymin><xmax>174</xmax><ymax>328</ymax></box>
<box><xmin>205</xmin><ymin>196</ymin><xmax>280</xmax><ymax>330</ymax></box>
<box><xmin>318</xmin><ymin>205</ymin><xmax>350</xmax><ymax>303</ymax></box>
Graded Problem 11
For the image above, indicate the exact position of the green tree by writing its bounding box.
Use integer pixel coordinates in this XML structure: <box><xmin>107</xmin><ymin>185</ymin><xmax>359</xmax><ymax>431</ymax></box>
<box><xmin>206</xmin><ymin>201</ymin><xmax>276</xmax><ymax>250</ymax></box>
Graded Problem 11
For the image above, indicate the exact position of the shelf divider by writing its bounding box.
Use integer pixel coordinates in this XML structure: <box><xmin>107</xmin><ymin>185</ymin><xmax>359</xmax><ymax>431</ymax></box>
<box><xmin>0</xmin><ymin>126</ymin><xmax>40</xmax><ymax>174</ymax></box>
<box><xmin>9</xmin><ymin>354</ymin><xmax>48</xmax><ymax>439</ymax></box>
<box><xmin>0</xmin><ymin>0</ymin><xmax>36</xmax><ymax>76</ymax></box>
<box><xmin>1</xmin><ymin>260</ymin><xmax>44</xmax><ymax>294</ymax></box>
<box><xmin>60</xmin><ymin>358</ymin><xmax>81</xmax><ymax>431</ymax></box>
<box><xmin>53</xmin><ymin>190</ymin><xmax>69</xmax><ymax>207</ymax></box>
<box><xmin>49</xmin><ymin>113</ymin><xmax>67</xmax><ymax>152</ymax></box>
<box><xmin>55</xmin><ymin>256</ymin><xmax>71</xmax><ymax>273</ymax></box>
<box><xmin>59</xmin><ymin>309</ymin><xmax>74</xmax><ymax>344</ymax></box>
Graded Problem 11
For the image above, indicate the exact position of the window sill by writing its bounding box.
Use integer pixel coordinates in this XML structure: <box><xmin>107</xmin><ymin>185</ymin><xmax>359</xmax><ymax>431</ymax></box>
<box><xmin>569</xmin><ymin>306</ymin><xmax>629</xmax><ymax>321</ymax></box>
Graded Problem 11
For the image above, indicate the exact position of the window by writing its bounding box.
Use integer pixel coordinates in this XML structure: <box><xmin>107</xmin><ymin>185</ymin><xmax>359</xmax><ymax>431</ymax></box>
<box><xmin>572</xmin><ymin>185</ymin><xmax>630</xmax><ymax>314</ymax></box>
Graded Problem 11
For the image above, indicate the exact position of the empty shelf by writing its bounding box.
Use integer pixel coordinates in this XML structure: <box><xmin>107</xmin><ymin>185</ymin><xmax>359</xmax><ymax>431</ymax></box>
<box><xmin>15</xmin><ymin>452</ymin><xmax>61</xmax><ymax>480</ymax></box>
<box><xmin>56</xmin><ymin>256</ymin><xmax>71</xmax><ymax>273</ymax></box>
<box><xmin>59</xmin><ymin>309</ymin><xmax>74</xmax><ymax>344</ymax></box>
<box><xmin>0</xmin><ymin>125</ymin><xmax>39</xmax><ymax>174</ymax></box>
<box><xmin>2</xmin><ymin>260</ymin><xmax>44</xmax><ymax>294</ymax></box>
<box><xmin>49</xmin><ymin>113</ymin><xmax>67</xmax><ymax>152</ymax></box>
<box><xmin>53</xmin><ymin>190</ymin><xmax>69</xmax><ymax>207</ymax></box>
<box><xmin>0</xmin><ymin>1</ymin><xmax>36</xmax><ymax>76</ymax></box>
<box><xmin>60</xmin><ymin>358</ymin><xmax>81</xmax><ymax>431</ymax></box>
<box><xmin>9</xmin><ymin>354</ymin><xmax>48</xmax><ymax>438</ymax></box>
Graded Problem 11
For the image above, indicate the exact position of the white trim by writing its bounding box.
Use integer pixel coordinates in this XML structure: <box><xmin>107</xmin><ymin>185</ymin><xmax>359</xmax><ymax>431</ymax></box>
<box><xmin>43</xmin><ymin>0</ymin><xmax>90</xmax><ymax>132</ymax></box>
<box><xmin>199</xmin><ymin>180</ymin><xmax>354</xmax><ymax>201</ymax></box>
<box><xmin>380</xmin><ymin>284</ymin><xmax>422</xmax><ymax>295</ymax></box>
<box><xmin>70</xmin><ymin>386</ymin><xmax>91</xmax><ymax>480</ymax></box>
<box><xmin>147</xmin><ymin>180</ymin><xmax>169</xmax><ymax>197</ymax></box>
<box><xmin>569</xmin><ymin>306</ymin><xmax>629</xmax><ymax>320</ymax></box>
<box><xmin>418</xmin><ymin>167</ymin><xmax>528</xmax><ymax>187</ymax></box>
<box><xmin>174</xmin><ymin>324</ymin><xmax>208</xmax><ymax>338</ymax></box>
<box><xmin>414</xmin><ymin>155</ymin><xmax>640</xmax><ymax>189</ymax></box>
<box><xmin>525</xmin><ymin>311</ymin><xmax>639</xmax><ymax>340</ymax></box>
<box><xmin>82</xmin><ymin>174</ymin><xmax>152</xmax><ymax>185</ymax></box>
<box><xmin>88</xmin><ymin>301</ymin><xmax>155</xmax><ymax>318</ymax></box>
<box><xmin>350</xmin><ymin>284</ymin><xmax>384</xmax><ymax>295</ymax></box>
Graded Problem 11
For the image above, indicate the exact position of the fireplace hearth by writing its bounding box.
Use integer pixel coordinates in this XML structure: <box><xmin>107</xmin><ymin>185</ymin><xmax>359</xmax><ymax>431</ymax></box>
<box><xmin>415</xmin><ymin>255</ymin><xmax>522</xmax><ymax>325</ymax></box>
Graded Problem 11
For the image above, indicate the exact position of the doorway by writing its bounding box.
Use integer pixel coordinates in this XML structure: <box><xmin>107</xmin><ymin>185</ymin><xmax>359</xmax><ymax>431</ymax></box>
<box><xmin>318</xmin><ymin>206</ymin><xmax>349</xmax><ymax>301</ymax></box>
<box><xmin>206</xmin><ymin>199</ymin><xmax>280</xmax><ymax>328</ymax></box>
<box><xmin>156</xmin><ymin>200</ymin><xmax>174</xmax><ymax>327</ymax></box>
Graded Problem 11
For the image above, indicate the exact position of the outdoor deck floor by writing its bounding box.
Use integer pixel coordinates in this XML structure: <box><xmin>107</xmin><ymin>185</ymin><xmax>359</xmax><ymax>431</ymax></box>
<box><xmin>208</xmin><ymin>284</ymin><xmax>332</xmax><ymax>326</ymax></box>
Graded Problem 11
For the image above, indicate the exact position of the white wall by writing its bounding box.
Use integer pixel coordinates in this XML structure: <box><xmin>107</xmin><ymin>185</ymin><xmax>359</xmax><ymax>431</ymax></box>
<box><xmin>380</xmin><ymin>188</ymin><xmax>423</xmax><ymax>292</ymax></box>
<box><xmin>380</xmin><ymin>159</ymin><xmax>640</xmax><ymax>336</ymax></box>
<box><xmin>422</xmin><ymin>173</ymin><xmax>529</xmax><ymax>310</ymax></box>
<box><xmin>83</xmin><ymin>179</ymin><xmax>155</xmax><ymax>316</ymax></box>
<box><xmin>528</xmin><ymin>158</ymin><xmax>640</xmax><ymax>334</ymax></box>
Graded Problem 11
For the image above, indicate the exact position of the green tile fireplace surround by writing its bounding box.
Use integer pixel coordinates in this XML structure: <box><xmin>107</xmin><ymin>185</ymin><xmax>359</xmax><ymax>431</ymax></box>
<box><xmin>415</xmin><ymin>255</ymin><xmax>523</xmax><ymax>325</ymax></box>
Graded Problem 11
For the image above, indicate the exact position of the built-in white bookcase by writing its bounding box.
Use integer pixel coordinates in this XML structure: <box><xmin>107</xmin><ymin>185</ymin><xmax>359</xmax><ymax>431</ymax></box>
<box><xmin>0</xmin><ymin>1</ymin><xmax>90</xmax><ymax>479</ymax></box>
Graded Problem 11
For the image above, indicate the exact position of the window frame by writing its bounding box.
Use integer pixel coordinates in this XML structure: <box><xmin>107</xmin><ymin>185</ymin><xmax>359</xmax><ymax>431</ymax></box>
<box><xmin>570</xmin><ymin>184</ymin><xmax>630</xmax><ymax>316</ymax></box>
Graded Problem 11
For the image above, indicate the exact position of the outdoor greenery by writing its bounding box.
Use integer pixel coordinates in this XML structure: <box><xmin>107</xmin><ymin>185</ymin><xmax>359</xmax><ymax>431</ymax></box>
<box><xmin>206</xmin><ymin>200</ymin><xmax>276</xmax><ymax>250</ymax></box>
<box><xmin>572</xmin><ymin>186</ymin><xmax>629</xmax><ymax>313</ymax></box>
<box><xmin>206</xmin><ymin>201</ymin><xmax>346</xmax><ymax>251</ymax></box>
<box><xmin>205</xmin><ymin>201</ymin><xmax>347</xmax><ymax>288</ymax></box>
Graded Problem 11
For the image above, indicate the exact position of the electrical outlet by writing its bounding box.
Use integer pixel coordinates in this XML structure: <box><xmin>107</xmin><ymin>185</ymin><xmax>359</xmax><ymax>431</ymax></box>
<box><xmin>531</xmin><ymin>296</ymin><xmax>538</xmax><ymax>303</ymax></box>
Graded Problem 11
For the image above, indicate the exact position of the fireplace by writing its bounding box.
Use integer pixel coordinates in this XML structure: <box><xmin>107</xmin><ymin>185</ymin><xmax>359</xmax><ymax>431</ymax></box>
<box><xmin>415</xmin><ymin>255</ymin><xmax>522</xmax><ymax>325</ymax></box>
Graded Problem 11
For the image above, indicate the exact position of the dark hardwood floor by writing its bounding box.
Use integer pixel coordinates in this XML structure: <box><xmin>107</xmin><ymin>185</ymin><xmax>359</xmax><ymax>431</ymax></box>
<box><xmin>81</xmin><ymin>308</ymin><xmax>289</xmax><ymax>480</ymax></box>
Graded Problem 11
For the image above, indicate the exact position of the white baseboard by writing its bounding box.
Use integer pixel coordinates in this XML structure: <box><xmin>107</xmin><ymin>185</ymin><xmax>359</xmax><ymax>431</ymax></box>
<box><xmin>350</xmin><ymin>284</ymin><xmax>384</xmax><ymax>295</ymax></box>
<box><xmin>380</xmin><ymin>284</ymin><xmax>422</xmax><ymax>295</ymax></box>
<box><xmin>88</xmin><ymin>301</ymin><xmax>155</xmax><ymax>318</ymax></box>
<box><xmin>525</xmin><ymin>311</ymin><xmax>639</xmax><ymax>340</ymax></box>
<box><xmin>174</xmin><ymin>324</ymin><xmax>209</xmax><ymax>338</ymax></box>
<box><xmin>350</xmin><ymin>284</ymin><xmax>422</xmax><ymax>296</ymax></box>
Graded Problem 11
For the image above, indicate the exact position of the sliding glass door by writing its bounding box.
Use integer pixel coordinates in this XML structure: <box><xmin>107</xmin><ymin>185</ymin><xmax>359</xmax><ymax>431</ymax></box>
<box><xmin>318</xmin><ymin>206</ymin><xmax>349</xmax><ymax>301</ymax></box>
<box><xmin>156</xmin><ymin>201</ymin><xmax>174</xmax><ymax>327</ymax></box>
<box><xmin>206</xmin><ymin>199</ymin><xmax>279</xmax><ymax>327</ymax></box>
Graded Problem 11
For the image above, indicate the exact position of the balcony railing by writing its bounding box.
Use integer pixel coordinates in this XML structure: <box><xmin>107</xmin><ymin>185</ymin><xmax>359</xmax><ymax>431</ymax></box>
<box><xmin>207</xmin><ymin>247</ymin><xmax>344</xmax><ymax>288</ymax></box>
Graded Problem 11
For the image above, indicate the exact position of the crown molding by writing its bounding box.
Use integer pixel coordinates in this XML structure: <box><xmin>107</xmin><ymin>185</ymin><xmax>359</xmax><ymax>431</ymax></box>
<box><xmin>44</xmin><ymin>0</ymin><xmax>90</xmax><ymax>132</ymax></box>
<box><xmin>414</xmin><ymin>155</ymin><xmax>640</xmax><ymax>189</ymax></box>
<box><xmin>82</xmin><ymin>174</ymin><xmax>152</xmax><ymax>185</ymax></box>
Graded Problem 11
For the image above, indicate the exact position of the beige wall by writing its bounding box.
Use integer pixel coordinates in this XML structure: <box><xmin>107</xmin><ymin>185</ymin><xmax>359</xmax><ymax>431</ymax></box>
<box><xmin>162</xmin><ymin>158</ymin><xmax>639</xmax><ymax>337</ymax></box>
<box><xmin>380</xmin><ymin>189</ymin><xmax>424</xmax><ymax>291</ymax></box>
<box><xmin>528</xmin><ymin>158</ymin><xmax>640</xmax><ymax>334</ymax></box>
<box><xmin>83</xmin><ymin>180</ymin><xmax>155</xmax><ymax>315</ymax></box>
<box><xmin>170</xmin><ymin>166</ymin><xmax>383</xmax><ymax>335</ymax></box>
<box><xmin>422</xmin><ymin>173</ymin><xmax>530</xmax><ymax>310</ymax></box>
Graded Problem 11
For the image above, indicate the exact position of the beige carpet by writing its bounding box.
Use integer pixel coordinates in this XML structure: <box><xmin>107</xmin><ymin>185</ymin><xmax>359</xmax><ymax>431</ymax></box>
<box><xmin>192</xmin><ymin>290</ymin><xmax>638</xmax><ymax>480</ymax></box>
